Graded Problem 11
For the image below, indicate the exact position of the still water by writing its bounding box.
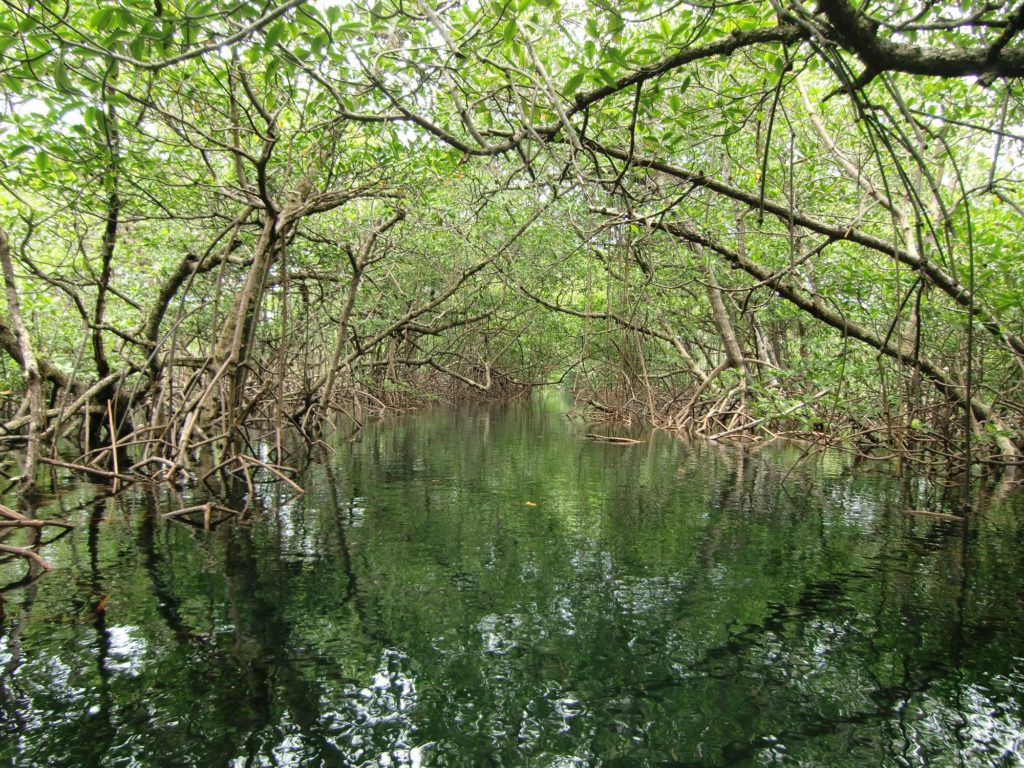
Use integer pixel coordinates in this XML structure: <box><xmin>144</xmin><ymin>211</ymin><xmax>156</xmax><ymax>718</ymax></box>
<box><xmin>1</xmin><ymin>397</ymin><xmax>1023</xmax><ymax>766</ymax></box>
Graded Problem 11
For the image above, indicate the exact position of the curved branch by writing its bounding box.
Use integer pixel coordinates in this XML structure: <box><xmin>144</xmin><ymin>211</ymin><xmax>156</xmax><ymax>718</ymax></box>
<box><xmin>584</xmin><ymin>139</ymin><xmax>1024</xmax><ymax>360</ymax></box>
<box><xmin>600</xmin><ymin>207</ymin><xmax>1018</xmax><ymax>459</ymax></box>
<box><xmin>44</xmin><ymin>0</ymin><xmax>308</xmax><ymax>72</ymax></box>
<box><xmin>815</xmin><ymin>0</ymin><xmax>1024</xmax><ymax>81</ymax></box>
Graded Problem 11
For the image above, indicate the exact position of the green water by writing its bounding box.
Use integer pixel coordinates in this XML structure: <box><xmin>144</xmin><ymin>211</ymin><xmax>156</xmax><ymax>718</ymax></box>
<box><xmin>1</xmin><ymin>397</ymin><xmax>1023</xmax><ymax>766</ymax></box>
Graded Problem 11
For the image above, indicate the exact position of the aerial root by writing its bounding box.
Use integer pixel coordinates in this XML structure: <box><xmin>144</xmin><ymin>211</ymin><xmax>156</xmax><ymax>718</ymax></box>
<box><xmin>0</xmin><ymin>504</ymin><xmax>74</xmax><ymax>572</ymax></box>
<box><xmin>162</xmin><ymin>502</ymin><xmax>241</xmax><ymax>530</ymax></box>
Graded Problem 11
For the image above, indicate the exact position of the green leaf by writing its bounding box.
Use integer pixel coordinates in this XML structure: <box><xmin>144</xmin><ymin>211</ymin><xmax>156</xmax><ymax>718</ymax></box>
<box><xmin>89</xmin><ymin>7</ymin><xmax>117</xmax><ymax>31</ymax></box>
<box><xmin>265</xmin><ymin>56</ymin><xmax>280</xmax><ymax>81</ymax></box>
<box><xmin>295</xmin><ymin>9</ymin><xmax>322</xmax><ymax>30</ymax></box>
<box><xmin>53</xmin><ymin>58</ymin><xmax>74</xmax><ymax>92</ymax></box>
<box><xmin>84</xmin><ymin>105</ymin><xmax>105</xmax><ymax>131</ymax></box>
<box><xmin>502</xmin><ymin>18</ymin><xmax>517</xmax><ymax>43</ymax></box>
<box><xmin>112</xmin><ymin>8</ymin><xmax>134</xmax><ymax>30</ymax></box>
<box><xmin>47</xmin><ymin>143</ymin><xmax>76</xmax><ymax>160</ymax></box>
<box><xmin>596</xmin><ymin>68</ymin><xmax>617</xmax><ymax>87</ymax></box>
<box><xmin>2</xmin><ymin>74</ymin><xmax>22</xmax><ymax>95</ymax></box>
<box><xmin>607</xmin><ymin>12</ymin><xmax>624</xmax><ymax>37</ymax></box>
<box><xmin>264</xmin><ymin>21</ymin><xmax>288</xmax><ymax>49</ymax></box>
<box><xmin>564</xmin><ymin>71</ymin><xmax>585</xmax><ymax>95</ymax></box>
<box><xmin>605</xmin><ymin>47</ymin><xmax>629</xmax><ymax>70</ymax></box>
<box><xmin>129</xmin><ymin>34</ymin><xmax>147</xmax><ymax>60</ymax></box>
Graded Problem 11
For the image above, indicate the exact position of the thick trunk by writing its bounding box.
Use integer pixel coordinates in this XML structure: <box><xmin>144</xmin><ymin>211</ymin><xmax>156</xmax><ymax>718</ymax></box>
<box><xmin>211</xmin><ymin>217</ymin><xmax>279</xmax><ymax>414</ymax></box>
<box><xmin>705</xmin><ymin>270</ymin><xmax>747</xmax><ymax>373</ymax></box>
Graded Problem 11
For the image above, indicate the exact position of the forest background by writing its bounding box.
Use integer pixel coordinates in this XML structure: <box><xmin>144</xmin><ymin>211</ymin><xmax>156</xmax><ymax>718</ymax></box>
<box><xmin>1</xmin><ymin>0</ymin><xmax>1023</xmax><ymax>510</ymax></box>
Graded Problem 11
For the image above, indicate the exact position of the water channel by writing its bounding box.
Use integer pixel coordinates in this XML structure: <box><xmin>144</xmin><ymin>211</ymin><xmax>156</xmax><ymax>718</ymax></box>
<box><xmin>1</xmin><ymin>396</ymin><xmax>1023</xmax><ymax>766</ymax></box>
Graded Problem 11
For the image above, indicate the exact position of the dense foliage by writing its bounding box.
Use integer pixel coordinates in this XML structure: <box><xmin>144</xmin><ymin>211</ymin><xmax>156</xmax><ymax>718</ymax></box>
<box><xmin>1</xmin><ymin>0</ymin><xmax>1023</xmax><ymax>500</ymax></box>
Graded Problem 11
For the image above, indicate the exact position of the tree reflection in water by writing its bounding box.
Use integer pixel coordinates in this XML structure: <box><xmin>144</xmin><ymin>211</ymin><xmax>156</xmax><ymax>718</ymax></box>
<box><xmin>1</xmin><ymin>400</ymin><xmax>1022</xmax><ymax>766</ymax></box>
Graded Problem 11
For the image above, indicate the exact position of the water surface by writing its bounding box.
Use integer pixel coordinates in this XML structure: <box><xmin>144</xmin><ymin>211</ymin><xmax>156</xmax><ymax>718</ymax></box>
<box><xmin>2</xmin><ymin>397</ymin><xmax>1023</xmax><ymax>766</ymax></box>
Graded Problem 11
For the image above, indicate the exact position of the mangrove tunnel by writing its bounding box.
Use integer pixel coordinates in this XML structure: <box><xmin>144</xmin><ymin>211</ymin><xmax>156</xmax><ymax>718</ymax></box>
<box><xmin>1</xmin><ymin>0</ymin><xmax>1024</xmax><ymax>764</ymax></box>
